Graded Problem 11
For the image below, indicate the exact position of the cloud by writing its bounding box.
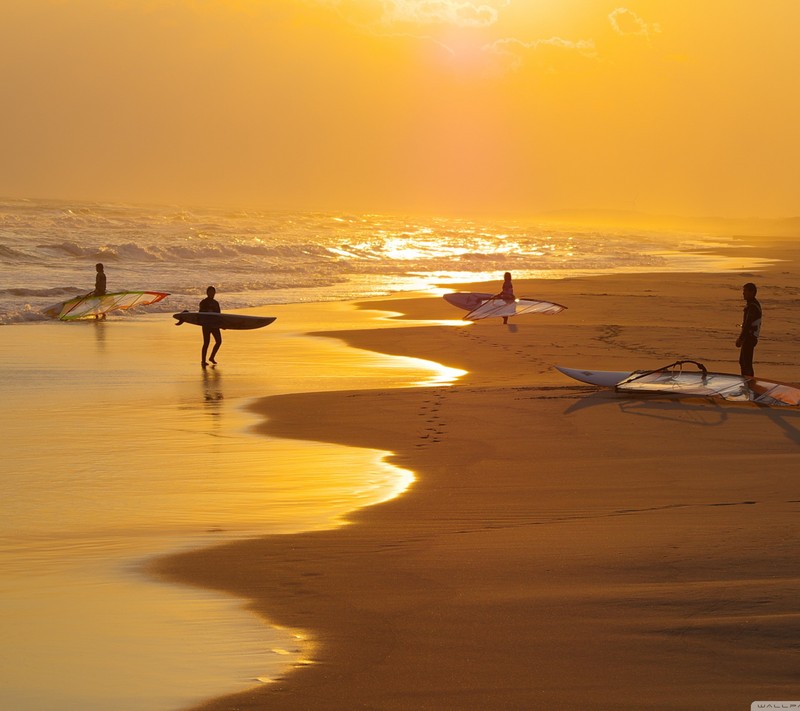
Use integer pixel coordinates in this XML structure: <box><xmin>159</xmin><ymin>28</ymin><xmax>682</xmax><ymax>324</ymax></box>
<box><xmin>311</xmin><ymin>1</ymin><xmax>598</xmax><ymax>76</ymax></box>
<box><xmin>381</xmin><ymin>0</ymin><xmax>507</xmax><ymax>27</ymax></box>
<box><xmin>313</xmin><ymin>0</ymin><xmax>507</xmax><ymax>28</ymax></box>
<box><xmin>484</xmin><ymin>36</ymin><xmax>597</xmax><ymax>74</ymax></box>
<box><xmin>608</xmin><ymin>8</ymin><xmax>661</xmax><ymax>41</ymax></box>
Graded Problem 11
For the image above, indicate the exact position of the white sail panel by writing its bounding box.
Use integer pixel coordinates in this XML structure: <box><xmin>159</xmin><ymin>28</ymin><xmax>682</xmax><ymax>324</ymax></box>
<box><xmin>465</xmin><ymin>296</ymin><xmax>566</xmax><ymax>321</ymax></box>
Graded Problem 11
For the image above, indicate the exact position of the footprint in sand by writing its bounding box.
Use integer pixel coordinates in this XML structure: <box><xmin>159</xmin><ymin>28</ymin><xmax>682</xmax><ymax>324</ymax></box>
<box><xmin>416</xmin><ymin>388</ymin><xmax>450</xmax><ymax>447</ymax></box>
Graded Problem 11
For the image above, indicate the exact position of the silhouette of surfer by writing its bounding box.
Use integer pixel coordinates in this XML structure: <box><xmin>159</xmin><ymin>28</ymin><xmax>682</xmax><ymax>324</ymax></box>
<box><xmin>499</xmin><ymin>271</ymin><xmax>515</xmax><ymax>324</ymax></box>
<box><xmin>93</xmin><ymin>263</ymin><xmax>106</xmax><ymax>296</ymax></box>
<box><xmin>93</xmin><ymin>263</ymin><xmax>107</xmax><ymax>319</ymax></box>
<box><xmin>736</xmin><ymin>282</ymin><xmax>761</xmax><ymax>377</ymax></box>
<box><xmin>199</xmin><ymin>285</ymin><xmax>222</xmax><ymax>367</ymax></box>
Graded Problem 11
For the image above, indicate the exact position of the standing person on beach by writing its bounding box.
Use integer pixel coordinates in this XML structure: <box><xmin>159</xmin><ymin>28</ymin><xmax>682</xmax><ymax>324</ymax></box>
<box><xmin>735</xmin><ymin>282</ymin><xmax>761</xmax><ymax>377</ymax></box>
<box><xmin>92</xmin><ymin>263</ymin><xmax>107</xmax><ymax>319</ymax></box>
<box><xmin>499</xmin><ymin>271</ymin><xmax>515</xmax><ymax>324</ymax></box>
<box><xmin>199</xmin><ymin>285</ymin><xmax>222</xmax><ymax>367</ymax></box>
<box><xmin>93</xmin><ymin>263</ymin><xmax>106</xmax><ymax>296</ymax></box>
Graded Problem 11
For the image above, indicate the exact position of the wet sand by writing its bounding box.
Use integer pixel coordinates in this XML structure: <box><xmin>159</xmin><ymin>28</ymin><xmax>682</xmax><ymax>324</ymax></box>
<box><xmin>156</xmin><ymin>236</ymin><xmax>800</xmax><ymax>710</ymax></box>
<box><xmin>0</xmin><ymin>301</ymin><xmax>459</xmax><ymax>711</ymax></box>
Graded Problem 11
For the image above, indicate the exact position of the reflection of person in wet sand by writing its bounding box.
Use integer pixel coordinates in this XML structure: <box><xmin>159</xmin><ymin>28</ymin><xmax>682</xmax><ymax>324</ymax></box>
<box><xmin>93</xmin><ymin>263</ymin><xmax>107</xmax><ymax>319</ymax></box>
<box><xmin>199</xmin><ymin>286</ymin><xmax>222</xmax><ymax>367</ymax></box>
<box><xmin>499</xmin><ymin>271</ymin><xmax>515</xmax><ymax>325</ymax></box>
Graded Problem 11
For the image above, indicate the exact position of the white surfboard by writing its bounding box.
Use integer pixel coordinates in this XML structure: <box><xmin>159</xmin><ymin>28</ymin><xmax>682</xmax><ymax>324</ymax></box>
<box><xmin>442</xmin><ymin>292</ymin><xmax>494</xmax><ymax>311</ymax></box>
<box><xmin>555</xmin><ymin>365</ymin><xmax>633</xmax><ymax>388</ymax></box>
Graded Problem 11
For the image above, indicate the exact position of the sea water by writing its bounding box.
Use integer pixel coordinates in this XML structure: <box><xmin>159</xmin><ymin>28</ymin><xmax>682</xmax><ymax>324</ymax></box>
<box><xmin>0</xmin><ymin>196</ymin><xmax>767</xmax><ymax>324</ymax></box>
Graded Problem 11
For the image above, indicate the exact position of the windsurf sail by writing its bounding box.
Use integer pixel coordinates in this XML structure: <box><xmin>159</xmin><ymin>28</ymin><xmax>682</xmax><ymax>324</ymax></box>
<box><xmin>43</xmin><ymin>291</ymin><xmax>170</xmax><ymax>320</ymax></box>
<box><xmin>464</xmin><ymin>295</ymin><xmax>566</xmax><ymax>321</ymax></box>
<box><xmin>615</xmin><ymin>360</ymin><xmax>800</xmax><ymax>407</ymax></box>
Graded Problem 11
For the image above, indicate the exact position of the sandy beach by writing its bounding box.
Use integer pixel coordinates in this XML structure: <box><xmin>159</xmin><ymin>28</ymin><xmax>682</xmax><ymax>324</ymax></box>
<box><xmin>149</xmin><ymin>235</ymin><xmax>800</xmax><ymax>710</ymax></box>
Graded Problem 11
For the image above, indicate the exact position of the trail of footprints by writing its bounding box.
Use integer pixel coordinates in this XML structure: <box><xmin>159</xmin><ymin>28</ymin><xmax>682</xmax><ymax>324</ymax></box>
<box><xmin>416</xmin><ymin>387</ymin><xmax>448</xmax><ymax>448</ymax></box>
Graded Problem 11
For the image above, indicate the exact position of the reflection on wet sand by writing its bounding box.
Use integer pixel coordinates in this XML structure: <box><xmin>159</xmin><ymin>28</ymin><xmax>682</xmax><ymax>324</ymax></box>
<box><xmin>0</xmin><ymin>300</ymin><xmax>456</xmax><ymax>711</ymax></box>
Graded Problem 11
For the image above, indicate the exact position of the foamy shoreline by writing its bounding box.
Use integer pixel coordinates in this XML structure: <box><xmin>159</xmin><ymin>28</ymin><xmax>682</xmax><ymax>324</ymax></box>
<box><xmin>156</xmin><ymin>235</ymin><xmax>800</xmax><ymax>710</ymax></box>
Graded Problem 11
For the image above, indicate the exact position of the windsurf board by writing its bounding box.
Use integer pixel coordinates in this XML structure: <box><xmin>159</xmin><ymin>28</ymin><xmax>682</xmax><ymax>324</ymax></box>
<box><xmin>556</xmin><ymin>363</ymin><xmax>800</xmax><ymax>407</ymax></box>
<box><xmin>443</xmin><ymin>292</ymin><xmax>495</xmax><ymax>311</ymax></box>
<box><xmin>555</xmin><ymin>366</ymin><xmax>633</xmax><ymax>388</ymax></box>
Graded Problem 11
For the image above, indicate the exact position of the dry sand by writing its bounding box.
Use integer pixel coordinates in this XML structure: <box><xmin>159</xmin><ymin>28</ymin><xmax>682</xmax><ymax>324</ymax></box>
<box><xmin>156</xmin><ymin>236</ymin><xmax>800</xmax><ymax>710</ymax></box>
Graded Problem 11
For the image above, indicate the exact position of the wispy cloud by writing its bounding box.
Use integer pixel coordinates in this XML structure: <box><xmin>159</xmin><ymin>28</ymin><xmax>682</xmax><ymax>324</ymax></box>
<box><xmin>382</xmin><ymin>0</ymin><xmax>508</xmax><ymax>27</ymax></box>
<box><xmin>314</xmin><ymin>0</ymin><xmax>507</xmax><ymax>28</ymax></box>
<box><xmin>608</xmin><ymin>8</ymin><xmax>661</xmax><ymax>41</ymax></box>
<box><xmin>483</xmin><ymin>36</ymin><xmax>597</xmax><ymax>74</ymax></box>
<box><xmin>312</xmin><ymin>1</ymin><xmax>645</xmax><ymax>76</ymax></box>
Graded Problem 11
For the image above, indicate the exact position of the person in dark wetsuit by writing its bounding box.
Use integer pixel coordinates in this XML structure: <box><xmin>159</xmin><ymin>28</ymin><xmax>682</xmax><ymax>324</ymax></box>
<box><xmin>93</xmin><ymin>263</ymin><xmax>106</xmax><ymax>296</ymax></box>
<box><xmin>199</xmin><ymin>285</ymin><xmax>222</xmax><ymax>367</ymax></box>
<box><xmin>735</xmin><ymin>282</ymin><xmax>761</xmax><ymax>377</ymax></box>
<box><xmin>93</xmin><ymin>263</ymin><xmax>107</xmax><ymax>319</ymax></box>
<box><xmin>499</xmin><ymin>271</ymin><xmax>515</xmax><ymax>324</ymax></box>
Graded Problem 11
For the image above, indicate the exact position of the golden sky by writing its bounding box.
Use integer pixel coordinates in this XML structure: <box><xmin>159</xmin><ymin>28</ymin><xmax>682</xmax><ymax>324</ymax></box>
<box><xmin>1</xmin><ymin>0</ymin><xmax>798</xmax><ymax>217</ymax></box>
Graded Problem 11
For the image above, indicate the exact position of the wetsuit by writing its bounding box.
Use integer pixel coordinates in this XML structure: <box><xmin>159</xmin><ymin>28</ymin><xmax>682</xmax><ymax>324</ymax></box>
<box><xmin>199</xmin><ymin>295</ymin><xmax>222</xmax><ymax>364</ymax></box>
<box><xmin>738</xmin><ymin>297</ymin><xmax>762</xmax><ymax>377</ymax></box>
<box><xmin>94</xmin><ymin>271</ymin><xmax>106</xmax><ymax>296</ymax></box>
<box><xmin>500</xmin><ymin>278</ymin><xmax>515</xmax><ymax>324</ymax></box>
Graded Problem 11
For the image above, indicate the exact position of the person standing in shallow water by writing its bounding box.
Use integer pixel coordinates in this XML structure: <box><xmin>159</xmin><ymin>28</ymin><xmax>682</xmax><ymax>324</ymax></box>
<box><xmin>93</xmin><ymin>263</ymin><xmax>106</xmax><ymax>296</ymax></box>
<box><xmin>199</xmin><ymin>286</ymin><xmax>222</xmax><ymax>367</ymax></box>
<box><xmin>499</xmin><ymin>271</ymin><xmax>515</xmax><ymax>325</ymax></box>
<box><xmin>93</xmin><ymin>263</ymin><xmax>107</xmax><ymax>319</ymax></box>
<box><xmin>736</xmin><ymin>282</ymin><xmax>761</xmax><ymax>377</ymax></box>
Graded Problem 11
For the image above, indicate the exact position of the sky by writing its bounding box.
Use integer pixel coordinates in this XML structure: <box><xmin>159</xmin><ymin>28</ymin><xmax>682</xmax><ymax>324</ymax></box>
<box><xmin>1</xmin><ymin>0</ymin><xmax>798</xmax><ymax>218</ymax></box>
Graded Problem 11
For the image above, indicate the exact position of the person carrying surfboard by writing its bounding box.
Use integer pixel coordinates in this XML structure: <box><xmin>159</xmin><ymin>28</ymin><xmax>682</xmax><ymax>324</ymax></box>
<box><xmin>199</xmin><ymin>285</ymin><xmax>222</xmax><ymax>367</ymax></box>
<box><xmin>499</xmin><ymin>271</ymin><xmax>515</xmax><ymax>324</ymax></box>
<box><xmin>736</xmin><ymin>282</ymin><xmax>762</xmax><ymax>377</ymax></box>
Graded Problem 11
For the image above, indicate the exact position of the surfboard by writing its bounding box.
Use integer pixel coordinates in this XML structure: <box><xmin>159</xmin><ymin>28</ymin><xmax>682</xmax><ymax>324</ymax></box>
<box><xmin>43</xmin><ymin>291</ymin><xmax>170</xmax><ymax>320</ymax></box>
<box><xmin>556</xmin><ymin>362</ymin><xmax>800</xmax><ymax>407</ymax></box>
<box><xmin>443</xmin><ymin>292</ymin><xmax>495</xmax><ymax>311</ymax></box>
<box><xmin>172</xmin><ymin>311</ymin><xmax>276</xmax><ymax>330</ymax></box>
<box><xmin>443</xmin><ymin>292</ymin><xmax>567</xmax><ymax>321</ymax></box>
<box><xmin>555</xmin><ymin>365</ymin><xmax>633</xmax><ymax>388</ymax></box>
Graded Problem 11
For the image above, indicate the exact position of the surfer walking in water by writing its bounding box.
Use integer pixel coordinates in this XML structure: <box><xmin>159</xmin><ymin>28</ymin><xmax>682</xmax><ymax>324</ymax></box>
<box><xmin>93</xmin><ymin>263</ymin><xmax>107</xmax><ymax>319</ymax></box>
<box><xmin>736</xmin><ymin>282</ymin><xmax>761</xmax><ymax>377</ymax></box>
<box><xmin>199</xmin><ymin>285</ymin><xmax>222</xmax><ymax>367</ymax></box>
<box><xmin>499</xmin><ymin>271</ymin><xmax>515</xmax><ymax>324</ymax></box>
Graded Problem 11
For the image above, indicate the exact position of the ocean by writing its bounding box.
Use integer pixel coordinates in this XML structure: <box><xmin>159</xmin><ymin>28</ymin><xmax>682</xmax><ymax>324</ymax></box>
<box><xmin>0</xmin><ymin>197</ymin><xmax>763</xmax><ymax>324</ymax></box>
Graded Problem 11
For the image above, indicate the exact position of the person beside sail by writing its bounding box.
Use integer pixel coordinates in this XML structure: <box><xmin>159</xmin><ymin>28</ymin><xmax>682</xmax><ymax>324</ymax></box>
<box><xmin>93</xmin><ymin>263</ymin><xmax>107</xmax><ymax>319</ymax></box>
<box><xmin>736</xmin><ymin>282</ymin><xmax>761</xmax><ymax>377</ymax></box>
